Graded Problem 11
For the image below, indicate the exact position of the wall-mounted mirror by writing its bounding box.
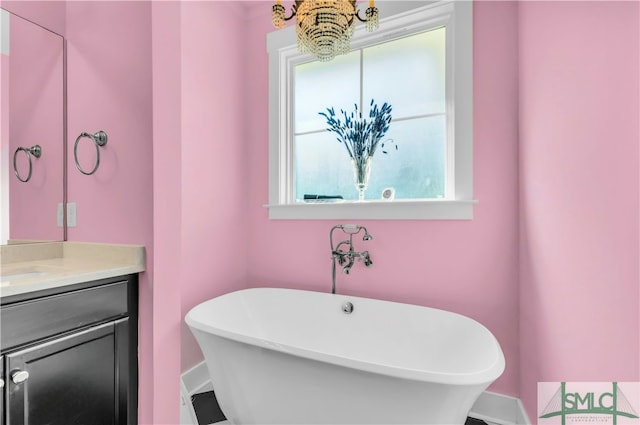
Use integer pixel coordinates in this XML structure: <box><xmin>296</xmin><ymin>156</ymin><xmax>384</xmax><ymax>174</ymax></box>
<box><xmin>0</xmin><ymin>7</ymin><xmax>65</xmax><ymax>245</ymax></box>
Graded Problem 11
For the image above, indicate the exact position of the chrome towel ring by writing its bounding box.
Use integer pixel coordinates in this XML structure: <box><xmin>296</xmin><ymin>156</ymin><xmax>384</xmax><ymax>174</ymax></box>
<box><xmin>74</xmin><ymin>130</ymin><xmax>108</xmax><ymax>175</ymax></box>
<box><xmin>13</xmin><ymin>145</ymin><xmax>42</xmax><ymax>183</ymax></box>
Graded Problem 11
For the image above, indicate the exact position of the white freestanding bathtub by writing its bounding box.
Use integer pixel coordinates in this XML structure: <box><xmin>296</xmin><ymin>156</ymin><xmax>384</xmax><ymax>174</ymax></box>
<box><xmin>186</xmin><ymin>288</ymin><xmax>505</xmax><ymax>425</ymax></box>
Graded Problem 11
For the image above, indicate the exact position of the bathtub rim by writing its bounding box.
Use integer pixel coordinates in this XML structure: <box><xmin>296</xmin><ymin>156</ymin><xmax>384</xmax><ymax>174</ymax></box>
<box><xmin>185</xmin><ymin>287</ymin><xmax>506</xmax><ymax>386</ymax></box>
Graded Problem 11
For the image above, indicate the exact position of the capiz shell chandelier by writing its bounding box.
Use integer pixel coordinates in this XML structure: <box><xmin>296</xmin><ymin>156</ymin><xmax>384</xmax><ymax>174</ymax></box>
<box><xmin>272</xmin><ymin>0</ymin><xmax>379</xmax><ymax>62</ymax></box>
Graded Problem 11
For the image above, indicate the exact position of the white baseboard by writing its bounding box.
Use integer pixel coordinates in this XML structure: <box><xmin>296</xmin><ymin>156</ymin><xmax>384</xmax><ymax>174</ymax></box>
<box><xmin>468</xmin><ymin>391</ymin><xmax>530</xmax><ymax>425</ymax></box>
<box><xmin>180</xmin><ymin>362</ymin><xmax>214</xmax><ymax>425</ymax></box>
<box><xmin>181</xmin><ymin>361</ymin><xmax>530</xmax><ymax>425</ymax></box>
<box><xmin>182</xmin><ymin>361</ymin><xmax>214</xmax><ymax>396</ymax></box>
<box><xmin>180</xmin><ymin>379</ymin><xmax>198</xmax><ymax>425</ymax></box>
<box><xmin>516</xmin><ymin>398</ymin><xmax>531</xmax><ymax>425</ymax></box>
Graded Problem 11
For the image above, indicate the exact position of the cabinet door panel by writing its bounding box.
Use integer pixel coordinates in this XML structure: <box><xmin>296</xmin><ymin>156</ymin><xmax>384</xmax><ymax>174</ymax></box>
<box><xmin>6</xmin><ymin>322</ymin><xmax>118</xmax><ymax>425</ymax></box>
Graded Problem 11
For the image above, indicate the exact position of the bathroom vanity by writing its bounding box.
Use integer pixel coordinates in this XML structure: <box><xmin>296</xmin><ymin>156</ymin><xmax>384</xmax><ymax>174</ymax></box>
<box><xmin>0</xmin><ymin>242</ymin><xmax>144</xmax><ymax>425</ymax></box>
<box><xmin>1</xmin><ymin>8</ymin><xmax>144</xmax><ymax>423</ymax></box>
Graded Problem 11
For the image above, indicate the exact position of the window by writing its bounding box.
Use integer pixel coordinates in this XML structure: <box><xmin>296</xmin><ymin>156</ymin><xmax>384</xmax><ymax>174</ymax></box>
<box><xmin>267</xmin><ymin>1</ymin><xmax>474</xmax><ymax>219</ymax></box>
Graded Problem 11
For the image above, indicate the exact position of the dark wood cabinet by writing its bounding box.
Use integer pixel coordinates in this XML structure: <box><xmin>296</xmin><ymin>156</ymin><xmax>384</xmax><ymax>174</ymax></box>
<box><xmin>0</xmin><ymin>275</ymin><xmax>138</xmax><ymax>425</ymax></box>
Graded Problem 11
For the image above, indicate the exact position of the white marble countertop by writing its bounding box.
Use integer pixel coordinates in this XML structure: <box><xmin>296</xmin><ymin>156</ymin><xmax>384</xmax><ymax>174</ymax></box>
<box><xmin>0</xmin><ymin>242</ymin><xmax>145</xmax><ymax>299</ymax></box>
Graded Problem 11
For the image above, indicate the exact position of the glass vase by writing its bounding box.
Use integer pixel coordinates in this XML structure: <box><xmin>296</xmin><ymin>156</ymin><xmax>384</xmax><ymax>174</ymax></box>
<box><xmin>351</xmin><ymin>156</ymin><xmax>373</xmax><ymax>201</ymax></box>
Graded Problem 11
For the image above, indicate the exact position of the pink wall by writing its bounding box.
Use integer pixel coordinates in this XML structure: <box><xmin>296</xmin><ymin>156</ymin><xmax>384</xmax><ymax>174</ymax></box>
<box><xmin>8</xmin><ymin>12</ymin><xmax>64</xmax><ymax>242</ymax></box>
<box><xmin>65</xmin><ymin>2</ymin><xmax>155</xmax><ymax>423</ymax></box>
<box><xmin>151</xmin><ymin>2</ymin><xmax>249</xmax><ymax>422</ymax></box>
<box><xmin>519</xmin><ymin>0</ymin><xmax>640</xmax><ymax>420</ymax></box>
<box><xmin>151</xmin><ymin>2</ymin><xmax>182</xmax><ymax>423</ymax></box>
<box><xmin>243</xmin><ymin>1</ymin><xmax>521</xmax><ymax>397</ymax></box>
<box><xmin>178</xmin><ymin>1</ymin><xmax>248</xmax><ymax>372</ymax></box>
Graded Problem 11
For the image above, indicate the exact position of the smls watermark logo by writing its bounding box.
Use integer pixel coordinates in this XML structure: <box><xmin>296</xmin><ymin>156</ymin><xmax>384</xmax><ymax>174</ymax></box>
<box><xmin>538</xmin><ymin>382</ymin><xmax>640</xmax><ymax>425</ymax></box>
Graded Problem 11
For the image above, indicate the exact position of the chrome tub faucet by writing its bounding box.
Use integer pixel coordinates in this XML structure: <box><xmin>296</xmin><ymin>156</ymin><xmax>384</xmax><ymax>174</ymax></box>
<box><xmin>330</xmin><ymin>224</ymin><xmax>373</xmax><ymax>294</ymax></box>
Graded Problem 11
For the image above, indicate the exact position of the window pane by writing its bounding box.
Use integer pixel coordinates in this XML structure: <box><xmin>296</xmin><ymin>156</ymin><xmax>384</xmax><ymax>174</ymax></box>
<box><xmin>294</xmin><ymin>131</ymin><xmax>355</xmax><ymax>201</ymax></box>
<box><xmin>369</xmin><ymin>116</ymin><xmax>446</xmax><ymax>199</ymax></box>
<box><xmin>363</xmin><ymin>27</ymin><xmax>446</xmax><ymax>118</ymax></box>
<box><xmin>293</xmin><ymin>28</ymin><xmax>448</xmax><ymax>202</ymax></box>
<box><xmin>294</xmin><ymin>115</ymin><xmax>446</xmax><ymax>201</ymax></box>
<box><xmin>294</xmin><ymin>51</ymin><xmax>360</xmax><ymax>134</ymax></box>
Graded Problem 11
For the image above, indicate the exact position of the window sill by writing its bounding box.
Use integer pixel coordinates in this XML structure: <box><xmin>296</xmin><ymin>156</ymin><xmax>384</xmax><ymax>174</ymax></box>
<box><xmin>265</xmin><ymin>199</ymin><xmax>477</xmax><ymax>220</ymax></box>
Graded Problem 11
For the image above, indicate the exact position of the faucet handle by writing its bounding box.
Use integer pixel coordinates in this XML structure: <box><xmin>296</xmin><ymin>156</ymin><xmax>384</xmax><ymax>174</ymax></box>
<box><xmin>362</xmin><ymin>251</ymin><xmax>373</xmax><ymax>268</ymax></box>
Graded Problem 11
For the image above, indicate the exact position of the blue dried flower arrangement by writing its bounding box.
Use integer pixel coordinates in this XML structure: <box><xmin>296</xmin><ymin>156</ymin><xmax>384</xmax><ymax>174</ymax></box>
<box><xmin>319</xmin><ymin>99</ymin><xmax>396</xmax><ymax>200</ymax></box>
<box><xmin>319</xmin><ymin>99</ymin><xmax>395</xmax><ymax>160</ymax></box>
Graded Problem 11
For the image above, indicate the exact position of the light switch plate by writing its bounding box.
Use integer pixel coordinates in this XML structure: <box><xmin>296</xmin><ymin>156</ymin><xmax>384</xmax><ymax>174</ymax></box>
<box><xmin>57</xmin><ymin>203</ymin><xmax>64</xmax><ymax>227</ymax></box>
<box><xmin>67</xmin><ymin>202</ymin><xmax>77</xmax><ymax>227</ymax></box>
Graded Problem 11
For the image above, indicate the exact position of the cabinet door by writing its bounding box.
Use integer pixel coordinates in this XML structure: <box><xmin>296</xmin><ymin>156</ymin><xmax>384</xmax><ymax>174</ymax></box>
<box><xmin>6</xmin><ymin>319</ymin><xmax>129</xmax><ymax>425</ymax></box>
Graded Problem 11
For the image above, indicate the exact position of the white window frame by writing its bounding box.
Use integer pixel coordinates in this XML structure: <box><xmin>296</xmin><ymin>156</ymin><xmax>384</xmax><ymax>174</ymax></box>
<box><xmin>266</xmin><ymin>1</ymin><xmax>475</xmax><ymax>220</ymax></box>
